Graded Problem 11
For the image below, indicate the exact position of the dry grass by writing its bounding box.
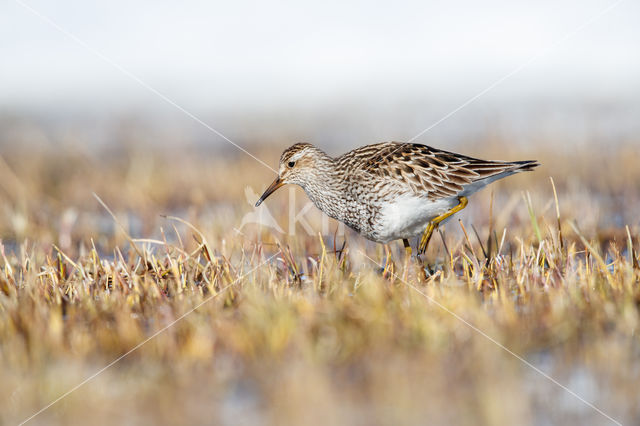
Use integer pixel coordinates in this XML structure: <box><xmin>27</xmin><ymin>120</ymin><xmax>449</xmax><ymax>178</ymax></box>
<box><xmin>0</xmin><ymin>135</ymin><xmax>639</xmax><ymax>425</ymax></box>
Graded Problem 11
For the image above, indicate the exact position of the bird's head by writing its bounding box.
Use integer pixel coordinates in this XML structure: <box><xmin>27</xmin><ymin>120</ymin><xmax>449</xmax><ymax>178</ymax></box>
<box><xmin>255</xmin><ymin>143</ymin><xmax>328</xmax><ymax>207</ymax></box>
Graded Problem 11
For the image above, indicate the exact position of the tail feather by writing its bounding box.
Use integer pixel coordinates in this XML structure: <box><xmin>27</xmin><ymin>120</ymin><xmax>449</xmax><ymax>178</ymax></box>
<box><xmin>458</xmin><ymin>159</ymin><xmax>540</xmax><ymax>197</ymax></box>
<box><xmin>511</xmin><ymin>160</ymin><xmax>540</xmax><ymax>172</ymax></box>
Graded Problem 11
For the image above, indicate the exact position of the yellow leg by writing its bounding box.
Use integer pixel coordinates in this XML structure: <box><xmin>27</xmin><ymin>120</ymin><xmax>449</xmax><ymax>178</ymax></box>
<box><xmin>418</xmin><ymin>196</ymin><xmax>468</xmax><ymax>254</ymax></box>
<box><xmin>403</xmin><ymin>239</ymin><xmax>412</xmax><ymax>257</ymax></box>
<box><xmin>382</xmin><ymin>244</ymin><xmax>394</xmax><ymax>277</ymax></box>
<box><xmin>402</xmin><ymin>239</ymin><xmax>411</xmax><ymax>281</ymax></box>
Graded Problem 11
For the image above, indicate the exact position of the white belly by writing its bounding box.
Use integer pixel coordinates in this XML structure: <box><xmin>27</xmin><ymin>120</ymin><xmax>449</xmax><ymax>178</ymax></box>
<box><xmin>375</xmin><ymin>195</ymin><xmax>458</xmax><ymax>243</ymax></box>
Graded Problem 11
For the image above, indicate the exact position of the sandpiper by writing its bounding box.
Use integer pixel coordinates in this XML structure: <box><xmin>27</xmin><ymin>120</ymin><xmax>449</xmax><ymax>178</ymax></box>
<box><xmin>256</xmin><ymin>142</ymin><xmax>538</xmax><ymax>258</ymax></box>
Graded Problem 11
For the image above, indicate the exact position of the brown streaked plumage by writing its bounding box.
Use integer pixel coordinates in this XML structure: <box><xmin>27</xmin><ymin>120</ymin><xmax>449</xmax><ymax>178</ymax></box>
<box><xmin>256</xmin><ymin>142</ymin><xmax>538</xmax><ymax>253</ymax></box>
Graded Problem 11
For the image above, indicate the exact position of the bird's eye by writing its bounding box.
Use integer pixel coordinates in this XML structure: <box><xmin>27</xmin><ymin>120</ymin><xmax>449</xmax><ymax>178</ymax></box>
<box><xmin>287</xmin><ymin>161</ymin><xmax>295</xmax><ymax>168</ymax></box>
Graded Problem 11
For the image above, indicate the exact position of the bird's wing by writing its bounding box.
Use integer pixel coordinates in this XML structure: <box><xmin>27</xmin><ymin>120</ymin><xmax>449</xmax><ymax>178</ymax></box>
<box><xmin>359</xmin><ymin>142</ymin><xmax>536</xmax><ymax>199</ymax></box>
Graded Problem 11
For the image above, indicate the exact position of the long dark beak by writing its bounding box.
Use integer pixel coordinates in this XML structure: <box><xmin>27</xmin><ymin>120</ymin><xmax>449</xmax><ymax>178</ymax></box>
<box><xmin>255</xmin><ymin>176</ymin><xmax>284</xmax><ymax>207</ymax></box>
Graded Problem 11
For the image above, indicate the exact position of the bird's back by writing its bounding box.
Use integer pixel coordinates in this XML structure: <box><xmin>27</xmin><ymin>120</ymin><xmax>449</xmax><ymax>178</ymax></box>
<box><xmin>336</xmin><ymin>141</ymin><xmax>538</xmax><ymax>200</ymax></box>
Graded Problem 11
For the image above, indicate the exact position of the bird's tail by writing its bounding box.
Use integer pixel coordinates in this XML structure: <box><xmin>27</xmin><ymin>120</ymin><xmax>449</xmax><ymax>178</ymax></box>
<box><xmin>510</xmin><ymin>159</ymin><xmax>540</xmax><ymax>172</ymax></box>
<box><xmin>458</xmin><ymin>159</ymin><xmax>540</xmax><ymax>197</ymax></box>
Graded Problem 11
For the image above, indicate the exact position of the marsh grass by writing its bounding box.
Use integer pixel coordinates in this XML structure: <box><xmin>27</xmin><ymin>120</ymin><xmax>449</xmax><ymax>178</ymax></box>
<box><xmin>0</xmin><ymin>139</ymin><xmax>639</xmax><ymax>425</ymax></box>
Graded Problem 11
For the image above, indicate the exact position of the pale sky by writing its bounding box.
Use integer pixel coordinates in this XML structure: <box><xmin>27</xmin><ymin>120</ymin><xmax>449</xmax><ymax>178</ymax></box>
<box><xmin>1</xmin><ymin>0</ymin><xmax>638</xmax><ymax>109</ymax></box>
<box><xmin>1</xmin><ymin>0</ymin><xmax>639</xmax><ymax>146</ymax></box>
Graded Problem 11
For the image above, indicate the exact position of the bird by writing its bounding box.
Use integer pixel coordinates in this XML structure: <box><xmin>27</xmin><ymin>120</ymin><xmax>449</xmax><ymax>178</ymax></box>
<box><xmin>255</xmin><ymin>142</ymin><xmax>539</xmax><ymax>264</ymax></box>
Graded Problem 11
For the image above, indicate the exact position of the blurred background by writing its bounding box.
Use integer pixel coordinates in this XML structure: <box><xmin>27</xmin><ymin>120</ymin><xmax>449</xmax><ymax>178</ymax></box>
<box><xmin>1</xmin><ymin>0</ymin><xmax>639</xmax><ymax>146</ymax></box>
<box><xmin>1</xmin><ymin>0</ymin><xmax>639</xmax><ymax>248</ymax></box>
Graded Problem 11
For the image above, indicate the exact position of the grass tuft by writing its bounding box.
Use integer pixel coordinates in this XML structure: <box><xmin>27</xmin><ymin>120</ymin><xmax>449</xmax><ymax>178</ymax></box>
<box><xmin>0</xmin><ymin>140</ymin><xmax>639</xmax><ymax>425</ymax></box>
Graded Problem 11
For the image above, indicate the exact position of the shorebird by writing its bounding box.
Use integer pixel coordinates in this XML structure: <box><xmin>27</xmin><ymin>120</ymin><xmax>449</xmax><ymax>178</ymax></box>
<box><xmin>255</xmin><ymin>142</ymin><xmax>538</xmax><ymax>265</ymax></box>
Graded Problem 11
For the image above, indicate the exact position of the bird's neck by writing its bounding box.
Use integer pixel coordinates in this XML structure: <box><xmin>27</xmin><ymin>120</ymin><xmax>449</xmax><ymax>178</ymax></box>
<box><xmin>300</xmin><ymin>157</ymin><xmax>347</xmax><ymax>222</ymax></box>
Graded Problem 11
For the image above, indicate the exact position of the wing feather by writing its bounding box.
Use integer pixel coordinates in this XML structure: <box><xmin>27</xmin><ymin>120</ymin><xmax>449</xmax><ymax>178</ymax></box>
<box><xmin>355</xmin><ymin>142</ymin><xmax>537</xmax><ymax>199</ymax></box>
